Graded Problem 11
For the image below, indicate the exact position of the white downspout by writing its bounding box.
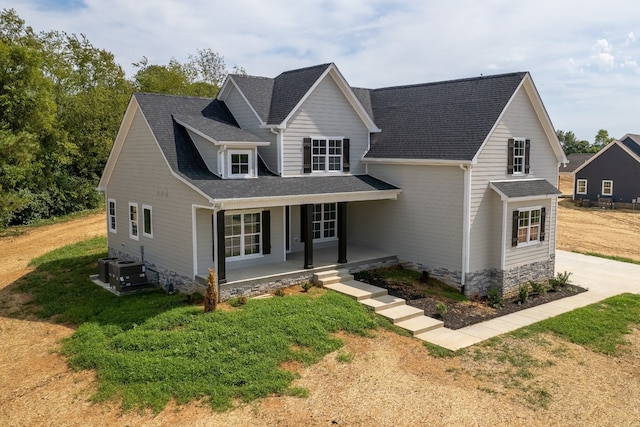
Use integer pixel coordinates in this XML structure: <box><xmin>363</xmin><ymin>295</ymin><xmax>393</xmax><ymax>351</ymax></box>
<box><xmin>460</xmin><ymin>164</ymin><xmax>471</xmax><ymax>290</ymax></box>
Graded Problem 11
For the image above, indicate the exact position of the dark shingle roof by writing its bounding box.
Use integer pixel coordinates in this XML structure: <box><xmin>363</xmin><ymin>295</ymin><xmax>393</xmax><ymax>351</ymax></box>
<box><xmin>351</xmin><ymin>87</ymin><xmax>374</xmax><ymax>118</ymax></box>
<box><xmin>364</xmin><ymin>72</ymin><xmax>527</xmax><ymax>160</ymax></box>
<box><xmin>230</xmin><ymin>75</ymin><xmax>274</xmax><ymax>122</ymax></box>
<box><xmin>173</xmin><ymin>114</ymin><xmax>264</xmax><ymax>143</ymax></box>
<box><xmin>267</xmin><ymin>63</ymin><xmax>332</xmax><ymax>124</ymax></box>
<box><xmin>491</xmin><ymin>179</ymin><xmax>561</xmax><ymax>199</ymax></box>
<box><xmin>560</xmin><ymin>153</ymin><xmax>594</xmax><ymax>173</ymax></box>
<box><xmin>621</xmin><ymin>134</ymin><xmax>640</xmax><ymax>157</ymax></box>
<box><xmin>135</xmin><ymin>92</ymin><xmax>398</xmax><ymax>201</ymax></box>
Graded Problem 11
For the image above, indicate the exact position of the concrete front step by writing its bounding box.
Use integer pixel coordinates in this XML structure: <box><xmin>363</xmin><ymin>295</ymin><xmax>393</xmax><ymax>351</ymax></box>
<box><xmin>360</xmin><ymin>295</ymin><xmax>406</xmax><ymax>312</ymax></box>
<box><xmin>313</xmin><ymin>270</ymin><xmax>353</xmax><ymax>286</ymax></box>
<box><xmin>377</xmin><ymin>304</ymin><xmax>424</xmax><ymax>324</ymax></box>
<box><xmin>395</xmin><ymin>315</ymin><xmax>444</xmax><ymax>335</ymax></box>
<box><xmin>324</xmin><ymin>280</ymin><xmax>388</xmax><ymax>301</ymax></box>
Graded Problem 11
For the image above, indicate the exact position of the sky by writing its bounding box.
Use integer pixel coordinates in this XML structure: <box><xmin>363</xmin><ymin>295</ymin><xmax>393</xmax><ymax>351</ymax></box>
<box><xmin>10</xmin><ymin>0</ymin><xmax>640</xmax><ymax>142</ymax></box>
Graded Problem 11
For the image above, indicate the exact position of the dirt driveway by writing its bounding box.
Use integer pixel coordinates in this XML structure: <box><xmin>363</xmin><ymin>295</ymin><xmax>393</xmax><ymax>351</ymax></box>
<box><xmin>1</xmin><ymin>208</ymin><xmax>640</xmax><ymax>426</ymax></box>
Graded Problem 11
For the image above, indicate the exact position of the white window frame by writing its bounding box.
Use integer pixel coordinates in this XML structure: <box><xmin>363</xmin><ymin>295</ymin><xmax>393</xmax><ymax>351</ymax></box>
<box><xmin>108</xmin><ymin>198</ymin><xmax>117</xmax><ymax>233</ymax></box>
<box><xmin>227</xmin><ymin>149</ymin><xmax>253</xmax><ymax>179</ymax></box>
<box><xmin>576</xmin><ymin>179</ymin><xmax>587</xmax><ymax>195</ymax></box>
<box><xmin>128</xmin><ymin>202</ymin><xmax>139</xmax><ymax>240</ymax></box>
<box><xmin>512</xmin><ymin>138</ymin><xmax>526</xmax><ymax>174</ymax></box>
<box><xmin>312</xmin><ymin>203</ymin><xmax>337</xmax><ymax>242</ymax></box>
<box><xmin>602</xmin><ymin>180</ymin><xmax>613</xmax><ymax>196</ymax></box>
<box><xmin>312</xmin><ymin>138</ymin><xmax>343</xmax><ymax>173</ymax></box>
<box><xmin>517</xmin><ymin>206</ymin><xmax>542</xmax><ymax>247</ymax></box>
<box><xmin>224</xmin><ymin>210</ymin><xmax>262</xmax><ymax>260</ymax></box>
<box><xmin>142</xmin><ymin>204</ymin><xmax>153</xmax><ymax>238</ymax></box>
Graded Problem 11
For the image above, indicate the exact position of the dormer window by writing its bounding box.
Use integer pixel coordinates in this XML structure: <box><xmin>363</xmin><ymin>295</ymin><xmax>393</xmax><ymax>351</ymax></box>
<box><xmin>229</xmin><ymin>150</ymin><xmax>251</xmax><ymax>177</ymax></box>
<box><xmin>224</xmin><ymin>148</ymin><xmax>256</xmax><ymax>179</ymax></box>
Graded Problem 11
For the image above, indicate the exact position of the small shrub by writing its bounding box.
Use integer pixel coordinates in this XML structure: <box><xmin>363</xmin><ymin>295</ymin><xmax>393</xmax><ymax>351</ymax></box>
<box><xmin>530</xmin><ymin>280</ymin><xmax>547</xmax><ymax>295</ymax></box>
<box><xmin>204</xmin><ymin>268</ymin><xmax>218</xmax><ymax>312</ymax></box>
<box><xmin>274</xmin><ymin>288</ymin><xmax>285</xmax><ymax>297</ymax></box>
<box><xmin>435</xmin><ymin>301</ymin><xmax>448</xmax><ymax>317</ymax></box>
<box><xmin>486</xmin><ymin>287</ymin><xmax>503</xmax><ymax>308</ymax></box>
<box><xmin>228</xmin><ymin>296</ymin><xmax>248</xmax><ymax>307</ymax></box>
<box><xmin>517</xmin><ymin>284</ymin><xmax>530</xmax><ymax>305</ymax></box>
<box><xmin>301</xmin><ymin>282</ymin><xmax>313</xmax><ymax>292</ymax></box>
<box><xmin>550</xmin><ymin>271</ymin><xmax>572</xmax><ymax>290</ymax></box>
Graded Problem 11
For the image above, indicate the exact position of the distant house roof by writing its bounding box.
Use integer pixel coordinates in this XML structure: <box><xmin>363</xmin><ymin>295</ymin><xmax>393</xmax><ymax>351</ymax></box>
<box><xmin>620</xmin><ymin>133</ymin><xmax>640</xmax><ymax>157</ymax></box>
<box><xmin>360</xmin><ymin>72</ymin><xmax>528</xmax><ymax>161</ymax></box>
<box><xmin>559</xmin><ymin>153</ymin><xmax>594</xmax><ymax>173</ymax></box>
<box><xmin>490</xmin><ymin>179</ymin><xmax>561</xmax><ymax>200</ymax></box>
<box><xmin>133</xmin><ymin>92</ymin><xmax>399</xmax><ymax>203</ymax></box>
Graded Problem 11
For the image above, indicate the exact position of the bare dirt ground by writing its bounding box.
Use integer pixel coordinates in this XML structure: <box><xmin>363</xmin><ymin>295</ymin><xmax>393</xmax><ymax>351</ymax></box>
<box><xmin>1</xmin><ymin>206</ymin><xmax>640</xmax><ymax>426</ymax></box>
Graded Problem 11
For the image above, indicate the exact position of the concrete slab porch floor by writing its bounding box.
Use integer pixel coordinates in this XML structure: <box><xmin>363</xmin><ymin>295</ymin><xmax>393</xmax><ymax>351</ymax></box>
<box><xmin>317</xmin><ymin>250</ymin><xmax>640</xmax><ymax>351</ymax></box>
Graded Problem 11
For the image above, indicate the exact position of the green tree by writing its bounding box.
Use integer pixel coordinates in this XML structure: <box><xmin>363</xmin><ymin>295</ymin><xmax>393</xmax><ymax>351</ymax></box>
<box><xmin>0</xmin><ymin>9</ymin><xmax>132</xmax><ymax>227</ymax></box>
<box><xmin>133</xmin><ymin>49</ymin><xmax>245</xmax><ymax>97</ymax></box>
<box><xmin>556</xmin><ymin>130</ymin><xmax>590</xmax><ymax>155</ymax></box>
<box><xmin>591</xmin><ymin>129</ymin><xmax>614</xmax><ymax>152</ymax></box>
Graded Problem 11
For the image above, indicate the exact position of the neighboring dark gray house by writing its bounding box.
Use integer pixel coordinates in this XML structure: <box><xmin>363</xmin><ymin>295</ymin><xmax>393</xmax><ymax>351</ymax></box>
<box><xmin>573</xmin><ymin>134</ymin><xmax>640</xmax><ymax>205</ymax></box>
<box><xmin>99</xmin><ymin>63</ymin><xmax>566</xmax><ymax>299</ymax></box>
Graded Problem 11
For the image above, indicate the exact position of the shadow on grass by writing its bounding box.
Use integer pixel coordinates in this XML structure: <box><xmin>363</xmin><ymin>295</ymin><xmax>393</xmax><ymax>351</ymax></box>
<box><xmin>1</xmin><ymin>236</ymin><xmax>187</xmax><ymax>330</ymax></box>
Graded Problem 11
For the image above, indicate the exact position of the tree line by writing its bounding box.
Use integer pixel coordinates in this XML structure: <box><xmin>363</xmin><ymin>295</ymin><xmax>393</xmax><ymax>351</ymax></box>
<box><xmin>0</xmin><ymin>9</ymin><xmax>243</xmax><ymax>228</ymax></box>
<box><xmin>556</xmin><ymin>129</ymin><xmax>615</xmax><ymax>155</ymax></box>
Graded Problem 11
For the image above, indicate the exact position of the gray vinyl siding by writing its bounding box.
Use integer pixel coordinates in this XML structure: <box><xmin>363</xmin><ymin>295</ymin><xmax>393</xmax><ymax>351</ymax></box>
<box><xmin>350</xmin><ymin>164</ymin><xmax>464</xmax><ymax>273</ymax></box>
<box><xmin>469</xmin><ymin>87</ymin><xmax>559</xmax><ymax>272</ymax></box>
<box><xmin>188</xmin><ymin>130</ymin><xmax>220</xmax><ymax>175</ymax></box>
<box><xmin>504</xmin><ymin>199</ymin><xmax>555</xmax><ymax>268</ymax></box>
<box><xmin>282</xmin><ymin>74</ymin><xmax>369</xmax><ymax>176</ymax></box>
<box><xmin>195</xmin><ymin>208</ymin><xmax>213</xmax><ymax>276</ymax></box>
<box><xmin>106</xmin><ymin>108</ymin><xmax>210</xmax><ymax>279</ymax></box>
<box><xmin>223</xmin><ymin>85</ymin><xmax>277</xmax><ymax>171</ymax></box>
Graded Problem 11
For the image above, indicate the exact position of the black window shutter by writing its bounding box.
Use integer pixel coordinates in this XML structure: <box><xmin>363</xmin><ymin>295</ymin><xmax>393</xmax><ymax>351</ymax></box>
<box><xmin>511</xmin><ymin>210</ymin><xmax>519</xmax><ymax>247</ymax></box>
<box><xmin>507</xmin><ymin>138</ymin><xmax>515</xmax><ymax>174</ymax></box>
<box><xmin>262</xmin><ymin>210</ymin><xmax>271</xmax><ymax>254</ymax></box>
<box><xmin>342</xmin><ymin>138</ymin><xmax>350</xmax><ymax>172</ymax></box>
<box><xmin>539</xmin><ymin>207</ymin><xmax>546</xmax><ymax>241</ymax></box>
<box><xmin>303</xmin><ymin>138</ymin><xmax>311</xmax><ymax>173</ymax></box>
<box><xmin>524</xmin><ymin>139</ymin><xmax>531</xmax><ymax>174</ymax></box>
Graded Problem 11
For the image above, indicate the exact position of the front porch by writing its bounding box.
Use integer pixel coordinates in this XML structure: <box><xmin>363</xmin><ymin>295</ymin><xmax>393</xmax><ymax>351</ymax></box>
<box><xmin>198</xmin><ymin>245</ymin><xmax>397</xmax><ymax>300</ymax></box>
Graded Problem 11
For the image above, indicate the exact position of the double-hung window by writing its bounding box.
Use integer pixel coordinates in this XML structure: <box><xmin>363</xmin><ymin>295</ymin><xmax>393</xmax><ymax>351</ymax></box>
<box><xmin>602</xmin><ymin>180</ymin><xmax>613</xmax><ymax>196</ymax></box>
<box><xmin>507</xmin><ymin>138</ymin><xmax>530</xmax><ymax>175</ymax></box>
<box><xmin>312</xmin><ymin>138</ymin><xmax>342</xmax><ymax>172</ymax></box>
<box><xmin>128</xmin><ymin>202</ymin><xmax>139</xmax><ymax>240</ymax></box>
<box><xmin>513</xmin><ymin>207</ymin><xmax>545</xmax><ymax>247</ymax></box>
<box><xmin>576</xmin><ymin>179</ymin><xmax>587</xmax><ymax>194</ymax></box>
<box><xmin>312</xmin><ymin>203</ymin><xmax>337</xmax><ymax>240</ymax></box>
<box><xmin>108</xmin><ymin>199</ymin><xmax>117</xmax><ymax>233</ymax></box>
<box><xmin>225</xmin><ymin>212</ymin><xmax>261</xmax><ymax>259</ymax></box>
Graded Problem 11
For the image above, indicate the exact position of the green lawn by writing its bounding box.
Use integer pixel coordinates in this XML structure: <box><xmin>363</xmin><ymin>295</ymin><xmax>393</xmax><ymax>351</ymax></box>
<box><xmin>14</xmin><ymin>237</ymin><xmax>379</xmax><ymax>412</ymax></box>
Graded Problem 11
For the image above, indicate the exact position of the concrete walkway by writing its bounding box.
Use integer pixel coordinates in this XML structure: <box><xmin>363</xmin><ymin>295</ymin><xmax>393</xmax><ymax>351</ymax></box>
<box><xmin>323</xmin><ymin>251</ymin><xmax>640</xmax><ymax>351</ymax></box>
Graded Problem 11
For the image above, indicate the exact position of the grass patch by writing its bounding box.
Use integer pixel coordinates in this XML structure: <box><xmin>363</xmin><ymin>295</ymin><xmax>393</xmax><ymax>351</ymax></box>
<box><xmin>13</xmin><ymin>238</ymin><xmax>378</xmax><ymax>412</ymax></box>
<box><xmin>573</xmin><ymin>251</ymin><xmax>640</xmax><ymax>265</ymax></box>
<box><xmin>336</xmin><ymin>350</ymin><xmax>354</xmax><ymax>363</ymax></box>
<box><xmin>515</xmin><ymin>293</ymin><xmax>640</xmax><ymax>355</ymax></box>
<box><xmin>423</xmin><ymin>342</ymin><xmax>464</xmax><ymax>358</ymax></box>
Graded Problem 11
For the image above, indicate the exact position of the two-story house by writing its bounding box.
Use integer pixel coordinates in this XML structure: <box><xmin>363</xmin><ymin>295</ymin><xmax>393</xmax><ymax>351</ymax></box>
<box><xmin>98</xmin><ymin>63</ymin><xmax>566</xmax><ymax>299</ymax></box>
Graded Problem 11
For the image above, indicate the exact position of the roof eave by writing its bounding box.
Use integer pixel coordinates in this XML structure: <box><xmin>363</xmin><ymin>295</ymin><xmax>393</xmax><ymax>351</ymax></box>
<box><xmin>362</xmin><ymin>157</ymin><xmax>472</xmax><ymax>166</ymax></box>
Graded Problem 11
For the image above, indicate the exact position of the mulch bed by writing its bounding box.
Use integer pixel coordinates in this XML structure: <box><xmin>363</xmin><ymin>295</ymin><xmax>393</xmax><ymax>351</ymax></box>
<box><xmin>354</xmin><ymin>269</ymin><xmax>587</xmax><ymax>330</ymax></box>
